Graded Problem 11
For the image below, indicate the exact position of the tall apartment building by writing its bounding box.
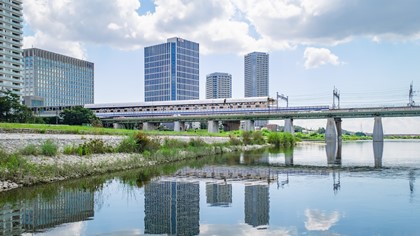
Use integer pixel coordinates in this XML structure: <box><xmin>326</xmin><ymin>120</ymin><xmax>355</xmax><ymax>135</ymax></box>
<box><xmin>206</xmin><ymin>72</ymin><xmax>232</xmax><ymax>99</ymax></box>
<box><xmin>244</xmin><ymin>52</ymin><xmax>269</xmax><ymax>127</ymax></box>
<box><xmin>144</xmin><ymin>37</ymin><xmax>199</xmax><ymax>102</ymax></box>
<box><xmin>23</xmin><ymin>48</ymin><xmax>94</xmax><ymax>107</ymax></box>
<box><xmin>244</xmin><ymin>52</ymin><xmax>269</xmax><ymax>98</ymax></box>
<box><xmin>0</xmin><ymin>0</ymin><xmax>23</xmax><ymax>95</ymax></box>
<box><xmin>245</xmin><ymin>184</ymin><xmax>270</xmax><ymax>228</ymax></box>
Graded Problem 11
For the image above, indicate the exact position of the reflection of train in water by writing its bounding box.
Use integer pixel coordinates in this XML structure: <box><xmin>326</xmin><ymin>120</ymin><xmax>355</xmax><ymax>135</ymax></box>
<box><xmin>85</xmin><ymin>97</ymin><xmax>330</xmax><ymax>119</ymax></box>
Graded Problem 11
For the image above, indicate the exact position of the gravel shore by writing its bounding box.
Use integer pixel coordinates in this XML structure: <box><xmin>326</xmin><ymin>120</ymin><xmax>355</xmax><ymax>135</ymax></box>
<box><xmin>0</xmin><ymin>133</ymin><xmax>239</xmax><ymax>192</ymax></box>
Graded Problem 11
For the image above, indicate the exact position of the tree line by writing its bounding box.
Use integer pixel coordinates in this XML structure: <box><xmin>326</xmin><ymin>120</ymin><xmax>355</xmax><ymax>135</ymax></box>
<box><xmin>0</xmin><ymin>90</ymin><xmax>99</xmax><ymax>126</ymax></box>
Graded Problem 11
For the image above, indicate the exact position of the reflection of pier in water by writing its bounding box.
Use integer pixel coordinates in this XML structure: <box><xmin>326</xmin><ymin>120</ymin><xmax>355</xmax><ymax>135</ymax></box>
<box><xmin>0</xmin><ymin>188</ymin><xmax>94</xmax><ymax>235</ymax></box>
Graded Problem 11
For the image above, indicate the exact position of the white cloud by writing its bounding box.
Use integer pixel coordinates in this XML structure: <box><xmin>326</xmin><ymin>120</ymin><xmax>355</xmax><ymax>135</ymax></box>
<box><xmin>23</xmin><ymin>0</ymin><xmax>420</xmax><ymax>58</ymax></box>
<box><xmin>304</xmin><ymin>209</ymin><xmax>341</xmax><ymax>231</ymax></box>
<box><xmin>303</xmin><ymin>47</ymin><xmax>340</xmax><ymax>69</ymax></box>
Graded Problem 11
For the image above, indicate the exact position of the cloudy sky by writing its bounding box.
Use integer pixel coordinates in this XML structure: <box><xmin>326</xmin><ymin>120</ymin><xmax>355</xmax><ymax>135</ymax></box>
<box><xmin>22</xmin><ymin>0</ymin><xmax>420</xmax><ymax>133</ymax></box>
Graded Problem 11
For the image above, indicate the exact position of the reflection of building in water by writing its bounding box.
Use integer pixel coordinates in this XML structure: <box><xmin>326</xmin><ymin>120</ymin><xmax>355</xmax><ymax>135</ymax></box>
<box><xmin>144</xmin><ymin>180</ymin><xmax>200</xmax><ymax>235</ymax></box>
<box><xmin>333</xmin><ymin>170</ymin><xmax>341</xmax><ymax>195</ymax></box>
<box><xmin>0</xmin><ymin>188</ymin><xmax>94</xmax><ymax>234</ymax></box>
<box><xmin>0</xmin><ymin>204</ymin><xmax>24</xmax><ymax>235</ymax></box>
<box><xmin>245</xmin><ymin>184</ymin><xmax>269</xmax><ymax>228</ymax></box>
<box><xmin>206</xmin><ymin>183</ymin><xmax>232</xmax><ymax>207</ymax></box>
<box><xmin>22</xmin><ymin>188</ymin><xmax>94</xmax><ymax>232</ymax></box>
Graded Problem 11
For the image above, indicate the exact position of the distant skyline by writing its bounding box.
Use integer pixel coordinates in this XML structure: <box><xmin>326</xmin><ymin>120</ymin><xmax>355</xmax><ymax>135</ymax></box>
<box><xmin>22</xmin><ymin>0</ymin><xmax>420</xmax><ymax>133</ymax></box>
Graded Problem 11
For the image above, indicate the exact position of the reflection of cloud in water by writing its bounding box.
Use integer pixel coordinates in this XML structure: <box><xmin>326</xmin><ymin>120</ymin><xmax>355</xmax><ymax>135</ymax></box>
<box><xmin>22</xmin><ymin>221</ymin><xmax>87</xmax><ymax>236</ymax></box>
<box><xmin>200</xmin><ymin>223</ymin><xmax>297</xmax><ymax>236</ymax></box>
<box><xmin>305</xmin><ymin>209</ymin><xmax>340</xmax><ymax>231</ymax></box>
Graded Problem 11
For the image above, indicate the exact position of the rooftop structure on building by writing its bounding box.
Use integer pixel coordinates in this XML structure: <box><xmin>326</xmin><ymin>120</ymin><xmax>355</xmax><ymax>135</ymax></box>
<box><xmin>144</xmin><ymin>37</ymin><xmax>199</xmax><ymax>102</ymax></box>
<box><xmin>23</xmin><ymin>48</ymin><xmax>94</xmax><ymax>107</ymax></box>
<box><xmin>0</xmin><ymin>0</ymin><xmax>23</xmax><ymax>95</ymax></box>
<box><xmin>206</xmin><ymin>72</ymin><xmax>232</xmax><ymax>99</ymax></box>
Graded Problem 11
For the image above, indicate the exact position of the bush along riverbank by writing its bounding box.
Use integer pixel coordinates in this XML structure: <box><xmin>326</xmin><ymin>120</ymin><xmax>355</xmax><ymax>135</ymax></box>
<box><xmin>0</xmin><ymin>131</ymin><xmax>289</xmax><ymax>192</ymax></box>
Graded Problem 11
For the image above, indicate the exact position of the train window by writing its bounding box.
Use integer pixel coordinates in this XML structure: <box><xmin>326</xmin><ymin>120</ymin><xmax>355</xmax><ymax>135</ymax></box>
<box><xmin>238</xmin><ymin>106</ymin><xmax>242</xmax><ymax>108</ymax></box>
<box><xmin>186</xmin><ymin>108</ymin><xmax>189</xmax><ymax>110</ymax></box>
<box><xmin>139</xmin><ymin>109</ymin><xmax>143</xmax><ymax>112</ymax></box>
<box><xmin>146</xmin><ymin>109</ymin><xmax>150</xmax><ymax>111</ymax></box>
<box><xmin>246</xmin><ymin>105</ymin><xmax>251</xmax><ymax>108</ymax></box>
<box><xmin>178</xmin><ymin>108</ymin><xmax>181</xmax><ymax>110</ymax></box>
<box><xmin>154</xmin><ymin>109</ymin><xmax>157</xmax><ymax>111</ymax></box>
<box><xmin>219</xmin><ymin>106</ymin><xmax>224</xmax><ymax>109</ymax></box>
<box><xmin>170</xmin><ymin>108</ymin><xmax>173</xmax><ymax>111</ymax></box>
<box><xmin>256</xmin><ymin>105</ymin><xmax>260</xmax><ymax>108</ymax></box>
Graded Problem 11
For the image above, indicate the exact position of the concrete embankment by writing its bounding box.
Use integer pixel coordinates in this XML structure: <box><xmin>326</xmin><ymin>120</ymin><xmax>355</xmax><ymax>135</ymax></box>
<box><xmin>0</xmin><ymin>133</ymin><xmax>258</xmax><ymax>192</ymax></box>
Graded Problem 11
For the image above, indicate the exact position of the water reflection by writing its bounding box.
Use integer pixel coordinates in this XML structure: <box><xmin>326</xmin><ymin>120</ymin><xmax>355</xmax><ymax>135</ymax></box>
<box><xmin>144</xmin><ymin>180</ymin><xmax>200</xmax><ymax>236</ymax></box>
<box><xmin>326</xmin><ymin>141</ymin><xmax>342</xmax><ymax>165</ymax></box>
<box><xmin>206</xmin><ymin>182</ymin><xmax>232</xmax><ymax>207</ymax></box>
<box><xmin>304</xmin><ymin>209</ymin><xmax>341</xmax><ymax>231</ymax></box>
<box><xmin>373</xmin><ymin>141</ymin><xmax>384</xmax><ymax>168</ymax></box>
<box><xmin>0</xmin><ymin>187</ymin><xmax>94</xmax><ymax>235</ymax></box>
<box><xmin>244</xmin><ymin>184</ymin><xmax>269</xmax><ymax>228</ymax></box>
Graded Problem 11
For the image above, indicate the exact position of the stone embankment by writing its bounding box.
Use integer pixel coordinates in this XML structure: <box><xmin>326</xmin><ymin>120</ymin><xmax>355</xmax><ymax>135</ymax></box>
<box><xmin>0</xmin><ymin>133</ymin><xmax>245</xmax><ymax>192</ymax></box>
<box><xmin>0</xmin><ymin>133</ymin><xmax>229</xmax><ymax>153</ymax></box>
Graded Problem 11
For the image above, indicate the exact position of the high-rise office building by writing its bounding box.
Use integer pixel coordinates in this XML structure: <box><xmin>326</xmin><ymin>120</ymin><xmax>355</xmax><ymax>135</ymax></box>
<box><xmin>0</xmin><ymin>0</ymin><xmax>23</xmax><ymax>95</ymax></box>
<box><xmin>206</xmin><ymin>182</ymin><xmax>232</xmax><ymax>207</ymax></box>
<box><xmin>206</xmin><ymin>72</ymin><xmax>232</xmax><ymax>99</ymax></box>
<box><xmin>244</xmin><ymin>52</ymin><xmax>269</xmax><ymax>98</ymax></box>
<box><xmin>23</xmin><ymin>48</ymin><xmax>94</xmax><ymax>107</ymax></box>
<box><xmin>144</xmin><ymin>37</ymin><xmax>199</xmax><ymax>102</ymax></box>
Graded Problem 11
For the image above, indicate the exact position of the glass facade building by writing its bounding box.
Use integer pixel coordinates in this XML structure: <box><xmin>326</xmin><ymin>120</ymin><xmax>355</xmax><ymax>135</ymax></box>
<box><xmin>244</xmin><ymin>52</ymin><xmax>269</xmax><ymax>98</ymax></box>
<box><xmin>0</xmin><ymin>0</ymin><xmax>23</xmax><ymax>95</ymax></box>
<box><xmin>206</xmin><ymin>72</ymin><xmax>232</xmax><ymax>99</ymax></box>
<box><xmin>144</xmin><ymin>37</ymin><xmax>199</xmax><ymax>102</ymax></box>
<box><xmin>23</xmin><ymin>48</ymin><xmax>94</xmax><ymax>107</ymax></box>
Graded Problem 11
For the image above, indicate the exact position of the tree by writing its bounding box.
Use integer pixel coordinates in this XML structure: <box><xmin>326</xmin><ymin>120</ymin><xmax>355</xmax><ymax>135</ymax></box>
<box><xmin>60</xmin><ymin>106</ymin><xmax>98</xmax><ymax>125</ymax></box>
<box><xmin>0</xmin><ymin>90</ymin><xmax>35</xmax><ymax>123</ymax></box>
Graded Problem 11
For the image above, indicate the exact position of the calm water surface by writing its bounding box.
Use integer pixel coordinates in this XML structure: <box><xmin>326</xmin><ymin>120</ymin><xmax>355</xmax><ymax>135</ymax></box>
<box><xmin>1</xmin><ymin>140</ymin><xmax>419</xmax><ymax>235</ymax></box>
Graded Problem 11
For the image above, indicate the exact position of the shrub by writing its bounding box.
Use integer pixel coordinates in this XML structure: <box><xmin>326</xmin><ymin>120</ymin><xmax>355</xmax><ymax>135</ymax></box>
<box><xmin>63</xmin><ymin>145</ymin><xmax>77</xmax><ymax>155</ymax></box>
<box><xmin>242</xmin><ymin>131</ymin><xmax>252</xmax><ymax>145</ymax></box>
<box><xmin>267</xmin><ymin>132</ymin><xmax>282</xmax><ymax>148</ymax></box>
<box><xmin>229</xmin><ymin>134</ymin><xmax>242</xmax><ymax>146</ymax></box>
<box><xmin>268</xmin><ymin>132</ymin><xmax>295</xmax><ymax>148</ymax></box>
<box><xmin>20</xmin><ymin>144</ymin><xmax>39</xmax><ymax>155</ymax></box>
<box><xmin>163</xmin><ymin>138</ymin><xmax>188</xmax><ymax>149</ymax></box>
<box><xmin>117</xmin><ymin>136</ymin><xmax>138</xmax><ymax>153</ymax></box>
<box><xmin>41</xmin><ymin>140</ymin><xmax>58</xmax><ymax>156</ymax></box>
<box><xmin>252</xmin><ymin>131</ymin><xmax>266</xmax><ymax>145</ymax></box>
<box><xmin>132</xmin><ymin>132</ymin><xmax>161</xmax><ymax>152</ymax></box>
<box><xmin>188</xmin><ymin>138</ymin><xmax>207</xmax><ymax>147</ymax></box>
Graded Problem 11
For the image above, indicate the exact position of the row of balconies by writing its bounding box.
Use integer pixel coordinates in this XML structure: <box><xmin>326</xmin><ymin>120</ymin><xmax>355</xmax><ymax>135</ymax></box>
<box><xmin>0</xmin><ymin>35</ymin><xmax>22</xmax><ymax>47</ymax></box>
<box><xmin>0</xmin><ymin>2</ymin><xmax>22</xmax><ymax>14</ymax></box>
<box><xmin>0</xmin><ymin>9</ymin><xmax>22</xmax><ymax>24</ymax></box>
<box><xmin>0</xmin><ymin>15</ymin><xmax>22</xmax><ymax>29</ymax></box>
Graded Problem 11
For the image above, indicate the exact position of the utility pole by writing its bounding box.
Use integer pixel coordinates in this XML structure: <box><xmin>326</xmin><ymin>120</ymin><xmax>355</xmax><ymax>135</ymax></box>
<box><xmin>276</xmin><ymin>92</ymin><xmax>289</xmax><ymax>109</ymax></box>
<box><xmin>408</xmin><ymin>82</ymin><xmax>416</xmax><ymax>107</ymax></box>
<box><xmin>333</xmin><ymin>87</ymin><xmax>340</xmax><ymax>109</ymax></box>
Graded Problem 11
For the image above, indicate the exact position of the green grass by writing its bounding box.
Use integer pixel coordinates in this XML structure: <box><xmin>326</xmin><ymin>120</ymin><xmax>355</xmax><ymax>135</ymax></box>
<box><xmin>0</xmin><ymin>122</ymin><xmax>229</xmax><ymax>137</ymax></box>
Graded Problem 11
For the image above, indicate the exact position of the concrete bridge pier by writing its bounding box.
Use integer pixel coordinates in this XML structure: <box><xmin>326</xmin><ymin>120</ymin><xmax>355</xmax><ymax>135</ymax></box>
<box><xmin>223</xmin><ymin>121</ymin><xmax>241</xmax><ymax>131</ymax></box>
<box><xmin>174</xmin><ymin>121</ymin><xmax>185</xmax><ymax>132</ymax></box>
<box><xmin>325</xmin><ymin>118</ymin><xmax>338</xmax><ymax>143</ymax></box>
<box><xmin>208</xmin><ymin>120</ymin><xmax>219</xmax><ymax>133</ymax></box>
<box><xmin>284</xmin><ymin>150</ymin><xmax>294</xmax><ymax>166</ymax></box>
<box><xmin>242</xmin><ymin>120</ymin><xmax>255</xmax><ymax>132</ymax></box>
<box><xmin>284</xmin><ymin>118</ymin><xmax>294</xmax><ymax>135</ymax></box>
<box><xmin>113</xmin><ymin>123</ymin><xmax>124</xmax><ymax>129</ymax></box>
<box><xmin>373</xmin><ymin>141</ymin><xmax>384</xmax><ymax>168</ymax></box>
<box><xmin>373</xmin><ymin>116</ymin><xmax>384</xmax><ymax>142</ymax></box>
<box><xmin>143</xmin><ymin>122</ymin><xmax>159</xmax><ymax>131</ymax></box>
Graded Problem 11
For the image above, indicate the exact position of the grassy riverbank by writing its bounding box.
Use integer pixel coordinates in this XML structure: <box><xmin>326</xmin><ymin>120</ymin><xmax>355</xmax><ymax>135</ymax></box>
<box><xmin>0</xmin><ymin>131</ymin><xmax>272</xmax><ymax>190</ymax></box>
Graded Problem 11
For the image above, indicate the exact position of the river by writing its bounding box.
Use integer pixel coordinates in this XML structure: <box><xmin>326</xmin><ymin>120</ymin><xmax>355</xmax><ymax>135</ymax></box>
<box><xmin>0</xmin><ymin>140</ymin><xmax>419</xmax><ymax>235</ymax></box>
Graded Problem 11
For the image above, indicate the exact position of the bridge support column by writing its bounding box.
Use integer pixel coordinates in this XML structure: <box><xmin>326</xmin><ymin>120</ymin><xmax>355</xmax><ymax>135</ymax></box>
<box><xmin>373</xmin><ymin>141</ymin><xmax>384</xmax><ymax>168</ymax></box>
<box><xmin>373</xmin><ymin>117</ymin><xmax>384</xmax><ymax>142</ymax></box>
<box><xmin>113</xmin><ymin>123</ymin><xmax>124</xmax><ymax>129</ymax></box>
<box><xmin>242</xmin><ymin>120</ymin><xmax>255</xmax><ymax>132</ymax></box>
<box><xmin>143</xmin><ymin>122</ymin><xmax>159</xmax><ymax>131</ymax></box>
<box><xmin>284</xmin><ymin>118</ymin><xmax>294</xmax><ymax>135</ymax></box>
<box><xmin>325</xmin><ymin>118</ymin><xmax>338</xmax><ymax>143</ymax></box>
<box><xmin>334</xmin><ymin>118</ymin><xmax>342</xmax><ymax>161</ymax></box>
<box><xmin>223</xmin><ymin>121</ymin><xmax>241</xmax><ymax>131</ymax></box>
<box><xmin>208</xmin><ymin>120</ymin><xmax>219</xmax><ymax>133</ymax></box>
<box><xmin>174</xmin><ymin>121</ymin><xmax>185</xmax><ymax>132</ymax></box>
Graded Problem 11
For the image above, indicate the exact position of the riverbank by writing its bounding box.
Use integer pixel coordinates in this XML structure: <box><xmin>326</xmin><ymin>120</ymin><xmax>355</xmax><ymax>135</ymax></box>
<box><xmin>0</xmin><ymin>132</ymin><xmax>263</xmax><ymax>192</ymax></box>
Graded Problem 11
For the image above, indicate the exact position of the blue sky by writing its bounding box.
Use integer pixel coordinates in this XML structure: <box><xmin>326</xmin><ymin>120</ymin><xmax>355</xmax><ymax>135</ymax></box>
<box><xmin>22</xmin><ymin>0</ymin><xmax>420</xmax><ymax>133</ymax></box>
